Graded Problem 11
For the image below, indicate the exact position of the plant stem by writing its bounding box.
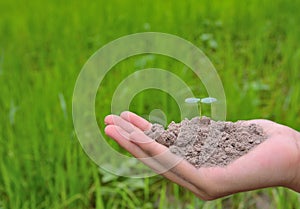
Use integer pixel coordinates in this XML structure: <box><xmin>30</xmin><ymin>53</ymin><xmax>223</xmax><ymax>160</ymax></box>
<box><xmin>198</xmin><ymin>103</ymin><xmax>202</xmax><ymax>118</ymax></box>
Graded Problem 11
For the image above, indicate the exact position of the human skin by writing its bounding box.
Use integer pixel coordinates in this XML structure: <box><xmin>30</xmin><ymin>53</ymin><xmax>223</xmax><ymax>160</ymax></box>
<box><xmin>104</xmin><ymin>111</ymin><xmax>300</xmax><ymax>200</ymax></box>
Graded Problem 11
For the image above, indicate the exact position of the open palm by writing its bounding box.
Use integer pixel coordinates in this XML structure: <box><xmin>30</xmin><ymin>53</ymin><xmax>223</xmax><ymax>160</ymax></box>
<box><xmin>104</xmin><ymin>111</ymin><xmax>300</xmax><ymax>200</ymax></box>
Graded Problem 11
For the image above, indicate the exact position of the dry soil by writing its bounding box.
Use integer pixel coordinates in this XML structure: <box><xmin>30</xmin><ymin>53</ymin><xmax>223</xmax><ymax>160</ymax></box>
<box><xmin>145</xmin><ymin>117</ymin><xmax>267</xmax><ymax>168</ymax></box>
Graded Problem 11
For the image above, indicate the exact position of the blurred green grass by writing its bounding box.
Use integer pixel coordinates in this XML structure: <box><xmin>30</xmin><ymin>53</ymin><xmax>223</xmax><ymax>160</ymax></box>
<box><xmin>1</xmin><ymin>0</ymin><xmax>300</xmax><ymax>208</ymax></box>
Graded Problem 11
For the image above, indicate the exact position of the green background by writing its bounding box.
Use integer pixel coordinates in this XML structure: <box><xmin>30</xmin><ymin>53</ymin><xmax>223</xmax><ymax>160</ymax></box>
<box><xmin>0</xmin><ymin>0</ymin><xmax>299</xmax><ymax>208</ymax></box>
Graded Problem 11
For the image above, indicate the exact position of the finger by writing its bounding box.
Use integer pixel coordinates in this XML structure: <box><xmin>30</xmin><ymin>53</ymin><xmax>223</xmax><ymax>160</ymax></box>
<box><xmin>129</xmin><ymin>129</ymin><xmax>168</xmax><ymax>151</ymax></box>
<box><xmin>105</xmin><ymin>124</ymin><xmax>166</xmax><ymax>162</ymax></box>
<box><xmin>105</xmin><ymin>118</ymin><xmax>216</xmax><ymax>198</ymax></box>
<box><xmin>106</xmin><ymin>115</ymin><xmax>180</xmax><ymax>172</ymax></box>
<box><xmin>105</xmin><ymin>124</ymin><xmax>173</xmax><ymax>169</ymax></box>
<box><xmin>129</xmin><ymin>129</ymin><xmax>217</xmax><ymax>193</ymax></box>
<box><xmin>104</xmin><ymin>115</ymin><xmax>137</xmax><ymax>133</ymax></box>
<box><xmin>129</xmin><ymin>129</ymin><xmax>190</xmax><ymax>170</ymax></box>
<box><xmin>104</xmin><ymin>125</ymin><xmax>132</xmax><ymax>149</ymax></box>
<box><xmin>106</xmin><ymin>124</ymin><xmax>180</xmax><ymax>173</ymax></box>
<box><xmin>104</xmin><ymin>125</ymin><xmax>206</xmax><ymax>197</ymax></box>
<box><xmin>121</xmin><ymin>111</ymin><xmax>152</xmax><ymax>131</ymax></box>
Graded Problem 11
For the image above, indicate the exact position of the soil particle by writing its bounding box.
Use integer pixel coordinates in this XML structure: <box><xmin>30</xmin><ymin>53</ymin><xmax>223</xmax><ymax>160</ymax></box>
<box><xmin>144</xmin><ymin>116</ymin><xmax>267</xmax><ymax>168</ymax></box>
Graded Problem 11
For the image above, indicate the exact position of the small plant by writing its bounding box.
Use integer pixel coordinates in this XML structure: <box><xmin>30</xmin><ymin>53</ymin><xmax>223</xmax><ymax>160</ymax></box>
<box><xmin>185</xmin><ymin>97</ymin><xmax>217</xmax><ymax>117</ymax></box>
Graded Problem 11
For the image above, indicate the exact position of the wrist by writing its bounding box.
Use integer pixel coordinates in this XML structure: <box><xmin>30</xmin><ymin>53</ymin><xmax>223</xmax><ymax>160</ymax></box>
<box><xmin>287</xmin><ymin>129</ymin><xmax>300</xmax><ymax>192</ymax></box>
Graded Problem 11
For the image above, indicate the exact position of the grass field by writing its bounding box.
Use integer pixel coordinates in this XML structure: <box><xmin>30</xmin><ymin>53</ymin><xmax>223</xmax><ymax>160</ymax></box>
<box><xmin>1</xmin><ymin>0</ymin><xmax>300</xmax><ymax>208</ymax></box>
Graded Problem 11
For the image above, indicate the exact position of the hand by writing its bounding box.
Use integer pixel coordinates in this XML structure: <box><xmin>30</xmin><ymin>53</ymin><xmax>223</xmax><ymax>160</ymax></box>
<box><xmin>104</xmin><ymin>111</ymin><xmax>300</xmax><ymax>200</ymax></box>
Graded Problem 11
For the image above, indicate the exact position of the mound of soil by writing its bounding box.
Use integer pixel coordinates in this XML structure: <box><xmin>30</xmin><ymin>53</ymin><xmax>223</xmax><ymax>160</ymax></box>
<box><xmin>144</xmin><ymin>117</ymin><xmax>267</xmax><ymax>168</ymax></box>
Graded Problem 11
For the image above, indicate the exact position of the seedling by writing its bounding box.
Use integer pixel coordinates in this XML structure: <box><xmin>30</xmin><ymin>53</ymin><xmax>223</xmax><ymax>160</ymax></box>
<box><xmin>185</xmin><ymin>97</ymin><xmax>217</xmax><ymax>117</ymax></box>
